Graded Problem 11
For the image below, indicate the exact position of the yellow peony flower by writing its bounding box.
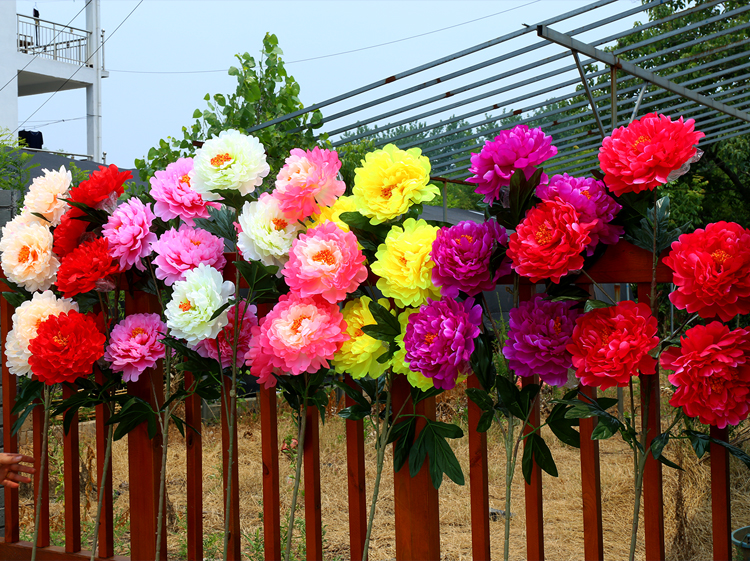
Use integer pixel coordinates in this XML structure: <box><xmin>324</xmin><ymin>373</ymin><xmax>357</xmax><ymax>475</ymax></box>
<box><xmin>352</xmin><ymin>144</ymin><xmax>438</xmax><ymax>224</ymax></box>
<box><xmin>392</xmin><ymin>307</ymin><xmax>434</xmax><ymax>391</ymax></box>
<box><xmin>371</xmin><ymin>218</ymin><xmax>440</xmax><ymax>307</ymax></box>
<box><xmin>306</xmin><ymin>195</ymin><xmax>357</xmax><ymax>233</ymax></box>
<box><xmin>332</xmin><ymin>296</ymin><xmax>390</xmax><ymax>380</ymax></box>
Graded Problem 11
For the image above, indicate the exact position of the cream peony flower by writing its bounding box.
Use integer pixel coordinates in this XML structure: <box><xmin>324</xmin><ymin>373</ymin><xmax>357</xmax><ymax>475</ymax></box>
<box><xmin>165</xmin><ymin>263</ymin><xmax>235</xmax><ymax>346</ymax></box>
<box><xmin>190</xmin><ymin>129</ymin><xmax>270</xmax><ymax>202</ymax></box>
<box><xmin>6</xmin><ymin>290</ymin><xmax>78</xmax><ymax>377</ymax></box>
<box><xmin>23</xmin><ymin>166</ymin><xmax>71</xmax><ymax>226</ymax></box>
<box><xmin>0</xmin><ymin>218</ymin><xmax>59</xmax><ymax>292</ymax></box>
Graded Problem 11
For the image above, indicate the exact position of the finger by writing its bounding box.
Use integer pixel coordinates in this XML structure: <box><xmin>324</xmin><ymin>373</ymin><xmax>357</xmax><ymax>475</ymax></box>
<box><xmin>12</xmin><ymin>464</ymin><xmax>36</xmax><ymax>475</ymax></box>
<box><xmin>0</xmin><ymin>454</ymin><xmax>24</xmax><ymax>465</ymax></box>
<box><xmin>4</xmin><ymin>472</ymin><xmax>31</xmax><ymax>484</ymax></box>
<box><xmin>1</xmin><ymin>480</ymin><xmax>19</xmax><ymax>489</ymax></box>
<box><xmin>16</xmin><ymin>455</ymin><xmax>35</xmax><ymax>465</ymax></box>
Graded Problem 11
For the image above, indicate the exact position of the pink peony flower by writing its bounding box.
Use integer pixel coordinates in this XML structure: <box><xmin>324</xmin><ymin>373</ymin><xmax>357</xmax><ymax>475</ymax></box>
<box><xmin>150</xmin><ymin>157</ymin><xmax>221</xmax><ymax>226</ymax></box>
<box><xmin>102</xmin><ymin>198</ymin><xmax>158</xmax><ymax>272</ymax></box>
<box><xmin>104</xmin><ymin>313</ymin><xmax>166</xmax><ymax>382</ymax></box>
<box><xmin>246</xmin><ymin>293</ymin><xmax>349</xmax><ymax>389</ymax></box>
<box><xmin>151</xmin><ymin>224</ymin><xmax>226</xmax><ymax>286</ymax></box>
<box><xmin>194</xmin><ymin>301</ymin><xmax>257</xmax><ymax>369</ymax></box>
<box><xmin>281</xmin><ymin>221</ymin><xmax>367</xmax><ymax>303</ymax></box>
<box><xmin>273</xmin><ymin>147</ymin><xmax>345</xmax><ymax>221</ymax></box>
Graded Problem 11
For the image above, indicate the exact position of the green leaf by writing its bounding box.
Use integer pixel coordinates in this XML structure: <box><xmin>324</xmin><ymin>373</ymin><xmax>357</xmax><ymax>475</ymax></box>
<box><xmin>584</xmin><ymin>299</ymin><xmax>611</xmax><ymax>312</ymax></box>
<box><xmin>650</xmin><ymin>432</ymin><xmax>670</xmax><ymax>460</ymax></box>
<box><xmin>210</xmin><ymin>299</ymin><xmax>235</xmax><ymax>322</ymax></box>
<box><xmin>591</xmin><ymin>422</ymin><xmax>616</xmax><ymax>440</ymax></box>
<box><xmin>432</xmin><ymin>433</ymin><xmax>465</xmax><ymax>487</ymax></box>
<box><xmin>522</xmin><ymin>432</ymin><xmax>558</xmax><ymax>484</ymax></box>
<box><xmin>685</xmin><ymin>429</ymin><xmax>710</xmax><ymax>459</ymax></box>
<box><xmin>338</xmin><ymin>404</ymin><xmax>371</xmax><ymax>421</ymax></box>
<box><xmin>429</xmin><ymin>420</ymin><xmax>463</xmax><ymax>440</ymax></box>
<box><xmin>470</xmin><ymin>333</ymin><xmax>496</xmax><ymax>392</ymax></box>
<box><xmin>366</xmin><ymin>299</ymin><xmax>399</xmax><ymax>340</ymax></box>
<box><xmin>466</xmin><ymin>387</ymin><xmax>493</xmax><ymax>412</ymax></box>
<box><xmin>708</xmin><ymin>435</ymin><xmax>750</xmax><ymax>471</ymax></box>
<box><xmin>546</xmin><ymin>398</ymin><xmax>581</xmax><ymax>448</ymax></box>
<box><xmin>333</xmin><ymin>380</ymin><xmax>370</xmax><ymax>409</ymax></box>
<box><xmin>656</xmin><ymin>454</ymin><xmax>682</xmax><ymax>471</ymax></box>
<box><xmin>192</xmin><ymin>109</ymin><xmax>202</xmax><ymax>119</ymax></box>
<box><xmin>522</xmin><ymin>432</ymin><xmax>534</xmax><ymax>484</ymax></box>
<box><xmin>408</xmin><ymin>428</ymin><xmax>429</xmax><ymax>478</ymax></box>
<box><xmin>2</xmin><ymin>291</ymin><xmax>29</xmax><ymax>308</ymax></box>
<box><xmin>477</xmin><ymin>410</ymin><xmax>494</xmax><ymax>433</ymax></box>
<box><xmin>495</xmin><ymin>376</ymin><xmax>523</xmax><ymax>418</ymax></box>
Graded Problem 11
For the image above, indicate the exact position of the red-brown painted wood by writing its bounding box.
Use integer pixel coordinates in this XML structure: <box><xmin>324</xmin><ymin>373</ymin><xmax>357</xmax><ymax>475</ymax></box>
<box><xmin>578</xmin><ymin>385</ymin><xmax>604</xmax><ymax>561</ymax></box>
<box><xmin>32</xmin><ymin>401</ymin><xmax>50</xmax><ymax>548</ymax></box>
<box><xmin>710</xmin><ymin>426</ymin><xmax>732</xmax><ymax>561</ymax></box>
<box><xmin>0</xmin><ymin>539</ymin><xmax>129</xmax><ymax>561</ymax></box>
<box><xmin>344</xmin><ymin>376</ymin><xmax>367</xmax><ymax>561</ymax></box>
<box><xmin>94</xmin><ymin>369</ymin><xmax>113</xmax><ymax>559</ymax></box>
<box><xmin>2</xmin><ymin>297</ymin><xmax>20</xmax><ymax>543</ymax></box>
<box><xmin>184</xmin><ymin>371</ymin><xmax>203</xmax><ymax>561</ymax></box>
<box><xmin>304</xmin><ymin>405</ymin><xmax>323</xmax><ymax>561</ymax></box>
<box><xmin>467</xmin><ymin>374</ymin><xmax>490</xmax><ymax>561</ymax></box>
<box><xmin>392</xmin><ymin>375</ymin><xmax>440</xmax><ymax>561</ymax></box>
<box><xmin>574</xmin><ymin>242</ymin><xmax>673</xmax><ymax>284</ymax></box>
<box><xmin>259</xmin><ymin>385</ymin><xmax>281</xmax><ymax>561</ymax></box>
<box><xmin>61</xmin><ymin>385</ymin><xmax>81</xmax><ymax>553</ymax></box>
<box><xmin>221</xmin><ymin>378</ymin><xmax>241</xmax><ymax>561</ymax></box>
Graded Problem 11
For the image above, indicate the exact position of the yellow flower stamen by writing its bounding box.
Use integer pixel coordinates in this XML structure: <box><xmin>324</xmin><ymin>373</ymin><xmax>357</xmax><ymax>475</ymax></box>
<box><xmin>53</xmin><ymin>333</ymin><xmax>69</xmax><ymax>347</ymax></box>
<box><xmin>210</xmin><ymin>153</ymin><xmax>232</xmax><ymax>167</ymax></box>
<box><xmin>291</xmin><ymin>315</ymin><xmax>310</xmax><ymax>334</ymax></box>
<box><xmin>711</xmin><ymin>249</ymin><xmax>731</xmax><ymax>267</ymax></box>
<box><xmin>535</xmin><ymin>223</ymin><xmax>554</xmax><ymax>245</ymax></box>
<box><xmin>312</xmin><ymin>249</ymin><xmax>336</xmax><ymax>266</ymax></box>
<box><xmin>180</xmin><ymin>174</ymin><xmax>191</xmax><ymax>187</ymax></box>
<box><xmin>272</xmin><ymin>218</ymin><xmax>288</xmax><ymax>231</ymax></box>
<box><xmin>553</xmin><ymin>317</ymin><xmax>562</xmax><ymax>335</ymax></box>
<box><xmin>18</xmin><ymin>246</ymin><xmax>37</xmax><ymax>263</ymax></box>
<box><xmin>131</xmin><ymin>327</ymin><xmax>147</xmax><ymax>337</ymax></box>
<box><xmin>631</xmin><ymin>135</ymin><xmax>651</xmax><ymax>149</ymax></box>
<box><xmin>179</xmin><ymin>300</ymin><xmax>192</xmax><ymax>312</ymax></box>
<box><xmin>425</xmin><ymin>333</ymin><xmax>437</xmax><ymax>345</ymax></box>
<box><xmin>460</xmin><ymin>235</ymin><xmax>474</xmax><ymax>244</ymax></box>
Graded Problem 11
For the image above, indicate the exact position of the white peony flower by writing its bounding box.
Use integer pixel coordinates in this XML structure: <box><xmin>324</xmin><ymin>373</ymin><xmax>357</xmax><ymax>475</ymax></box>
<box><xmin>190</xmin><ymin>129</ymin><xmax>270</xmax><ymax>202</ymax></box>
<box><xmin>0</xmin><ymin>217</ymin><xmax>59</xmax><ymax>292</ymax></box>
<box><xmin>23</xmin><ymin>166</ymin><xmax>71</xmax><ymax>226</ymax></box>
<box><xmin>6</xmin><ymin>290</ymin><xmax>78</xmax><ymax>377</ymax></box>
<box><xmin>237</xmin><ymin>193</ymin><xmax>304</xmax><ymax>271</ymax></box>
<box><xmin>165</xmin><ymin>263</ymin><xmax>235</xmax><ymax>346</ymax></box>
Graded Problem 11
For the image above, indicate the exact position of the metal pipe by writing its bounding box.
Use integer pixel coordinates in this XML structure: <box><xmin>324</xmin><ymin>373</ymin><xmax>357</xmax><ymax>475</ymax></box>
<box><xmin>610</xmin><ymin>65</ymin><xmax>618</xmax><ymax>131</ymax></box>
<box><xmin>574</xmin><ymin>50</ymin><xmax>606</xmax><ymax>140</ymax></box>
<box><xmin>630</xmin><ymin>83</ymin><xmax>649</xmax><ymax>123</ymax></box>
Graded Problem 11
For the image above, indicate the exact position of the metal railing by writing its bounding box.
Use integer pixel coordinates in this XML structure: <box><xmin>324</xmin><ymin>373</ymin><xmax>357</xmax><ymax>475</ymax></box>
<box><xmin>16</xmin><ymin>13</ymin><xmax>91</xmax><ymax>66</ymax></box>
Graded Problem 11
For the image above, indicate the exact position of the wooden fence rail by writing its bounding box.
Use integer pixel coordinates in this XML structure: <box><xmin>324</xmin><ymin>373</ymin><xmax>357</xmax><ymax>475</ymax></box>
<box><xmin>0</xmin><ymin>241</ymin><xmax>735</xmax><ymax>560</ymax></box>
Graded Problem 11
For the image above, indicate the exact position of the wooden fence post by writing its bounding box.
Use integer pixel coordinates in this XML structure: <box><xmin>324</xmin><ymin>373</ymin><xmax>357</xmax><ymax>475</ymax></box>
<box><xmin>2</xmin><ymin>297</ymin><xmax>19</xmax><ymax>544</ymax></box>
<box><xmin>344</xmin><ymin>375</ymin><xmax>367</xmax><ymax>561</ymax></box>
<box><xmin>62</xmin><ymin>384</ymin><xmax>81</xmax><ymax>554</ymax></box>
<box><xmin>185</xmin><ymin>371</ymin><xmax>203</xmax><ymax>561</ymax></box>
<box><xmin>32</xmin><ymin>401</ymin><xmax>50</xmax><ymax>548</ymax></box>
<box><xmin>578</xmin><ymin>385</ymin><xmax>604</xmax><ymax>561</ymax></box>
<box><xmin>304</xmin><ymin>405</ymin><xmax>323</xmax><ymax>561</ymax></box>
<box><xmin>467</xmin><ymin>374</ymin><xmax>490</xmax><ymax>561</ymax></box>
<box><xmin>94</xmin><ymin>368</ymin><xmax>113</xmax><ymax>559</ymax></box>
<box><xmin>710</xmin><ymin>425</ymin><xmax>731</xmax><ymax>561</ymax></box>
<box><xmin>259</xmin><ymin>385</ymin><xmax>281</xmax><ymax>561</ymax></box>
<box><xmin>221</xmin><ymin>378</ymin><xmax>241</xmax><ymax>561</ymax></box>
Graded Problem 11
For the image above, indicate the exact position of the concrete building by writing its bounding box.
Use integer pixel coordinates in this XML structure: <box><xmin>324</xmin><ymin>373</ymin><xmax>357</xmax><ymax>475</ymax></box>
<box><xmin>0</xmin><ymin>0</ymin><xmax>107</xmax><ymax>161</ymax></box>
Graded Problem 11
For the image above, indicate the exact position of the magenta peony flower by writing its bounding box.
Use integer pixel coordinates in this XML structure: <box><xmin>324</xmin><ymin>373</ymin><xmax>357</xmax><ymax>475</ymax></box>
<box><xmin>151</xmin><ymin>224</ymin><xmax>226</xmax><ymax>286</ymax></box>
<box><xmin>104</xmin><ymin>313</ymin><xmax>166</xmax><ymax>382</ymax></box>
<box><xmin>246</xmin><ymin>293</ymin><xmax>349</xmax><ymax>389</ymax></box>
<box><xmin>536</xmin><ymin>173</ymin><xmax>624</xmax><ymax>255</ymax></box>
<box><xmin>467</xmin><ymin>125</ymin><xmax>557</xmax><ymax>206</ymax></box>
<box><xmin>102</xmin><ymin>198</ymin><xmax>158</xmax><ymax>272</ymax></box>
<box><xmin>281</xmin><ymin>221</ymin><xmax>367</xmax><ymax>304</ymax></box>
<box><xmin>150</xmin><ymin>157</ymin><xmax>221</xmax><ymax>226</ymax></box>
<box><xmin>194</xmin><ymin>301</ymin><xmax>257</xmax><ymax>369</ymax></box>
<box><xmin>404</xmin><ymin>297</ymin><xmax>482</xmax><ymax>390</ymax></box>
<box><xmin>431</xmin><ymin>219</ymin><xmax>510</xmax><ymax>298</ymax></box>
<box><xmin>502</xmin><ymin>295</ymin><xmax>581</xmax><ymax>386</ymax></box>
<box><xmin>273</xmin><ymin>147</ymin><xmax>346</xmax><ymax>221</ymax></box>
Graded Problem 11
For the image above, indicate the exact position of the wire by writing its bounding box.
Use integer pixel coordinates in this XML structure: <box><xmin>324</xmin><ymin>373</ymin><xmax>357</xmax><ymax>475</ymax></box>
<box><xmin>15</xmin><ymin>0</ymin><xmax>143</xmax><ymax>134</ymax></box>
<box><xmin>107</xmin><ymin>0</ymin><xmax>542</xmax><ymax>75</ymax></box>
<box><xmin>33</xmin><ymin>116</ymin><xmax>88</xmax><ymax>129</ymax></box>
<box><xmin>0</xmin><ymin>0</ymin><xmax>92</xmax><ymax>94</ymax></box>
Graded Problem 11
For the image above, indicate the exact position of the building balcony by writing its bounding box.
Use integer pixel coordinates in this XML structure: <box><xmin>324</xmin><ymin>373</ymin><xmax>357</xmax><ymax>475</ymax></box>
<box><xmin>17</xmin><ymin>13</ymin><xmax>91</xmax><ymax>67</ymax></box>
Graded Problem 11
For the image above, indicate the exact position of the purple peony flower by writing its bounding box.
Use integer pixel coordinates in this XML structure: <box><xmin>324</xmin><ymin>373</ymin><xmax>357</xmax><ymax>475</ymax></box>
<box><xmin>404</xmin><ymin>297</ymin><xmax>482</xmax><ymax>390</ymax></box>
<box><xmin>536</xmin><ymin>173</ymin><xmax>624</xmax><ymax>255</ymax></box>
<box><xmin>467</xmin><ymin>125</ymin><xmax>557</xmax><ymax>206</ymax></box>
<box><xmin>431</xmin><ymin>219</ymin><xmax>511</xmax><ymax>298</ymax></box>
<box><xmin>502</xmin><ymin>294</ymin><xmax>581</xmax><ymax>386</ymax></box>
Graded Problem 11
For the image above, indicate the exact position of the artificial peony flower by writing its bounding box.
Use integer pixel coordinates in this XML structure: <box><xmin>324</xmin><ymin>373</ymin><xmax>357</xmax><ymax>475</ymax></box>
<box><xmin>567</xmin><ymin>301</ymin><xmax>658</xmax><ymax>390</ymax></box>
<box><xmin>5</xmin><ymin>291</ymin><xmax>78</xmax><ymax>377</ymax></box>
<box><xmin>151</xmin><ymin>224</ymin><xmax>226</xmax><ymax>286</ymax></box>
<box><xmin>282</xmin><ymin>221</ymin><xmax>367</xmax><ymax>303</ymax></box>
<box><xmin>22</xmin><ymin>166</ymin><xmax>71</xmax><ymax>226</ymax></box>
<box><xmin>150</xmin><ymin>157</ymin><xmax>221</xmax><ymax>225</ymax></box>
<box><xmin>52</xmin><ymin>207</ymin><xmax>89</xmax><ymax>259</ymax></box>
<box><xmin>598</xmin><ymin>113</ymin><xmax>704</xmax><ymax>196</ymax></box>
<box><xmin>306</xmin><ymin>194</ymin><xmax>357</xmax><ymax>233</ymax></box>
<box><xmin>165</xmin><ymin>264</ymin><xmax>235</xmax><ymax>346</ymax></box>
<box><xmin>506</xmin><ymin>199</ymin><xmax>595</xmax><ymax>283</ymax></box>
<box><xmin>104</xmin><ymin>313</ymin><xmax>166</xmax><ymax>382</ymax></box>
<box><xmin>55</xmin><ymin>237</ymin><xmax>120</xmax><ymax>298</ymax></box>
<box><xmin>194</xmin><ymin>301</ymin><xmax>257</xmax><ymax>369</ymax></box>
<box><xmin>661</xmin><ymin>322</ymin><xmax>750</xmax><ymax>429</ymax></box>
<box><xmin>536</xmin><ymin>173</ymin><xmax>624</xmax><ymax>255</ymax></box>
<box><xmin>664</xmin><ymin>221</ymin><xmax>750</xmax><ymax>322</ymax></box>
<box><xmin>0</xmin><ymin>218</ymin><xmax>59</xmax><ymax>292</ymax></box>
<box><xmin>102</xmin><ymin>198</ymin><xmax>157</xmax><ymax>272</ymax></box>
<box><xmin>467</xmin><ymin>125</ymin><xmax>557</xmax><ymax>206</ymax></box>
<box><xmin>332</xmin><ymin>296</ymin><xmax>390</xmax><ymax>380</ymax></box>
<box><xmin>392</xmin><ymin>307</ymin><xmax>435</xmax><ymax>391</ymax></box>
<box><xmin>237</xmin><ymin>193</ymin><xmax>304</xmax><ymax>270</ymax></box>
<box><xmin>404</xmin><ymin>297</ymin><xmax>482</xmax><ymax>390</ymax></box>
<box><xmin>69</xmin><ymin>164</ymin><xmax>131</xmax><ymax>210</ymax></box>
<box><xmin>371</xmin><ymin>218</ymin><xmax>441</xmax><ymax>307</ymax></box>
<box><xmin>352</xmin><ymin>144</ymin><xmax>438</xmax><ymax>224</ymax></box>
<box><xmin>502</xmin><ymin>295</ymin><xmax>581</xmax><ymax>386</ymax></box>
<box><xmin>190</xmin><ymin>129</ymin><xmax>270</xmax><ymax>202</ymax></box>
<box><xmin>273</xmin><ymin>147</ymin><xmax>346</xmax><ymax>221</ymax></box>
<box><xmin>28</xmin><ymin>310</ymin><xmax>105</xmax><ymax>385</ymax></box>
<box><xmin>431</xmin><ymin>219</ymin><xmax>510</xmax><ymax>298</ymax></box>
<box><xmin>246</xmin><ymin>292</ymin><xmax>349</xmax><ymax>388</ymax></box>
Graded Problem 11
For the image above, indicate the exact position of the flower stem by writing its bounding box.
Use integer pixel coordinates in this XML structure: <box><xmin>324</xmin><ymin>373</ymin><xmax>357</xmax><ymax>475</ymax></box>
<box><xmin>284</xmin><ymin>388</ymin><xmax>309</xmax><ymax>561</ymax></box>
<box><xmin>31</xmin><ymin>385</ymin><xmax>52</xmax><ymax>561</ymax></box>
<box><xmin>503</xmin><ymin>414</ymin><xmax>515</xmax><ymax>561</ymax></box>
<box><xmin>90</xmin><ymin>407</ymin><xmax>114</xmax><ymax>561</ymax></box>
<box><xmin>155</xmin><ymin>348</ymin><xmax>172</xmax><ymax>560</ymax></box>
<box><xmin>582</xmin><ymin>270</ymin><xmax>618</xmax><ymax>305</ymax></box>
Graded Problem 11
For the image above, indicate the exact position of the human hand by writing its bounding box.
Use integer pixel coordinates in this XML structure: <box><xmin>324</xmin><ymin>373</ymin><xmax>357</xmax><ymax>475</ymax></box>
<box><xmin>0</xmin><ymin>453</ymin><xmax>35</xmax><ymax>488</ymax></box>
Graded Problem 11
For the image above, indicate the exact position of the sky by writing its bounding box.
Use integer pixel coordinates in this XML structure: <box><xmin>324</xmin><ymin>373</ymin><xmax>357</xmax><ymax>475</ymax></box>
<box><xmin>14</xmin><ymin>0</ymin><xmax>643</xmax><ymax>167</ymax></box>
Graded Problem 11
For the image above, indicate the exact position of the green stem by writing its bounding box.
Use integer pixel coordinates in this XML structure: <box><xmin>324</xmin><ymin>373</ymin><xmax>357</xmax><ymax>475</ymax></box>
<box><xmin>284</xmin><ymin>388</ymin><xmax>309</xmax><ymax>561</ymax></box>
<box><xmin>31</xmin><ymin>385</ymin><xmax>52</xmax><ymax>561</ymax></box>
<box><xmin>582</xmin><ymin>270</ymin><xmax>617</xmax><ymax>305</ymax></box>
<box><xmin>155</xmin><ymin>348</ymin><xmax>172</xmax><ymax>560</ymax></box>
<box><xmin>503</xmin><ymin>414</ymin><xmax>515</xmax><ymax>561</ymax></box>
<box><xmin>90</xmin><ymin>406</ymin><xmax>114</xmax><ymax>561</ymax></box>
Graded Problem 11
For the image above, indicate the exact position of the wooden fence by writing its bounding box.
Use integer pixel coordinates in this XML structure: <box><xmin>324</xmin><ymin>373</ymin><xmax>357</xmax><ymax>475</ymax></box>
<box><xmin>0</xmin><ymin>241</ymin><xmax>735</xmax><ymax>560</ymax></box>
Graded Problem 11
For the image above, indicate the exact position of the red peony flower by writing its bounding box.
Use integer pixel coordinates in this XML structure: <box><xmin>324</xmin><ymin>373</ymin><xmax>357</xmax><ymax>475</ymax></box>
<box><xmin>566</xmin><ymin>301</ymin><xmax>658</xmax><ymax>390</ymax></box>
<box><xmin>664</xmin><ymin>221</ymin><xmax>750</xmax><ymax>322</ymax></box>
<box><xmin>52</xmin><ymin>207</ymin><xmax>89</xmax><ymax>259</ymax></box>
<box><xmin>69</xmin><ymin>165</ymin><xmax>132</xmax><ymax>209</ymax></box>
<box><xmin>598</xmin><ymin>113</ymin><xmax>704</xmax><ymax>196</ymax></box>
<box><xmin>506</xmin><ymin>199</ymin><xmax>595</xmax><ymax>283</ymax></box>
<box><xmin>28</xmin><ymin>310</ymin><xmax>105</xmax><ymax>384</ymax></box>
<box><xmin>55</xmin><ymin>237</ymin><xmax>120</xmax><ymax>298</ymax></box>
<box><xmin>661</xmin><ymin>322</ymin><xmax>750</xmax><ymax>429</ymax></box>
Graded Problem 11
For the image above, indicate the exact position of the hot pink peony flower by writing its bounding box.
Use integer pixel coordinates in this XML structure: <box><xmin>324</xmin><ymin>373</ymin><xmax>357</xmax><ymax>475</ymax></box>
<box><xmin>104</xmin><ymin>313</ymin><xmax>166</xmax><ymax>382</ymax></box>
<box><xmin>194</xmin><ymin>301</ymin><xmax>257</xmax><ymax>369</ymax></box>
<box><xmin>102</xmin><ymin>198</ymin><xmax>158</xmax><ymax>272</ymax></box>
<box><xmin>150</xmin><ymin>157</ymin><xmax>221</xmax><ymax>226</ymax></box>
<box><xmin>273</xmin><ymin>147</ymin><xmax>345</xmax><ymax>221</ymax></box>
<box><xmin>281</xmin><ymin>221</ymin><xmax>367</xmax><ymax>303</ymax></box>
<box><xmin>246</xmin><ymin>293</ymin><xmax>349</xmax><ymax>388</ymax></box>
<box><xmin>151</xmin><ymin>224</ymin><xmax>226</xmax><ymax>286</ymax></box>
